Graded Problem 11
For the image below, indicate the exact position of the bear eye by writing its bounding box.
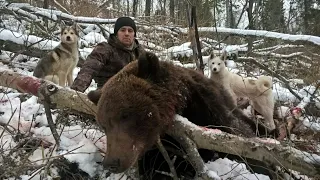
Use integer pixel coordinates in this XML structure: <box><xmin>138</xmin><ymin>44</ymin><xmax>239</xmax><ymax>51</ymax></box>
<box><xmin>120</xmin><ymin>112</ymin><xmax>130</xmax><ymax>121</ymax></box>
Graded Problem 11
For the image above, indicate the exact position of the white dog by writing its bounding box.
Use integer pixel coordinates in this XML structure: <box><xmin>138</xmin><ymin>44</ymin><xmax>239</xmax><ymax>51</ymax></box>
<box><xmin>208</xmin><ymin>52</ymin><xmax>276</xmax><ymax>130</ymax></box>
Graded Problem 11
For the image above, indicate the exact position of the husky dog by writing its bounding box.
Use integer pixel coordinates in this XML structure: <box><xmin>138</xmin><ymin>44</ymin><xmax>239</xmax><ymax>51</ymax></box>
<box><xmin>33</xmin><ymin>25</ymin><xmax>79</xmax><ymax>87</ymax></box>
<box><xmin>208</xmin><ymin>51</ymin><xmax>276</xmax><ymax>130</ymax></box>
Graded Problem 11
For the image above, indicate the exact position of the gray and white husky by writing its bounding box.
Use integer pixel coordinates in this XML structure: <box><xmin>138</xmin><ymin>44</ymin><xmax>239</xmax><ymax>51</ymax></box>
<box><xmin>33</xmin><ymin>25</ymin><xmax>79</xmax><ymax>87</ymax></box>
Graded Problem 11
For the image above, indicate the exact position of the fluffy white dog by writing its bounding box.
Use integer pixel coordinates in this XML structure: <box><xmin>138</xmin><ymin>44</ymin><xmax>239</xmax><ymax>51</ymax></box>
<box><xmin>208</xmin><ymin>52</ymin><xmax>276</xmax><ymax>130</ymax></box>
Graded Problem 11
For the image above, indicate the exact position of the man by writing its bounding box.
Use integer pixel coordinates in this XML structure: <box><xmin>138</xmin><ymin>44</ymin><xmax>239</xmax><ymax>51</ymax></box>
<box><xmin>71</xmin><ymin>17</ymin><xmax>145</xmax><ymax>92</ymax></box>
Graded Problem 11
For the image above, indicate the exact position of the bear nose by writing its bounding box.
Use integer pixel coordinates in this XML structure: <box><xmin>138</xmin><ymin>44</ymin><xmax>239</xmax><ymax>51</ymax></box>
<box><xmin>104</xmin><ymin>158</ymin><xmax>120</xmax><ymax>173</ymax></box>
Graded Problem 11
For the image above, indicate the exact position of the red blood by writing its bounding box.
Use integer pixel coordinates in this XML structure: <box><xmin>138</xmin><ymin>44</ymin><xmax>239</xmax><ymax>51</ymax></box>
<box><xmin>16</xmin><ymin>76</ymin><xmax>41</xmax><ymax>96</ymax></box>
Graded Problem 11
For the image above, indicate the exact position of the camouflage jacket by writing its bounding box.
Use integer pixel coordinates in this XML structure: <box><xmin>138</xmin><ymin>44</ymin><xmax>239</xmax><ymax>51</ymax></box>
<box><xmin>71</xmin><ymin>34</ymin><xmax>145</xmax><ymax>92</ymax></box>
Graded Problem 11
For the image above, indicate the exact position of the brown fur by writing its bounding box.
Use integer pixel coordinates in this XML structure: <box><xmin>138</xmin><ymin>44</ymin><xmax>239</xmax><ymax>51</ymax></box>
<box><xmin>88</xmin><ymin>52</ymin><xmax>269</xmax><ymax>175</ymax></box>
<box><xmin>33</xmin><ymin>25</ymin><xmax>79</xmax><ymax>86</ymax></box>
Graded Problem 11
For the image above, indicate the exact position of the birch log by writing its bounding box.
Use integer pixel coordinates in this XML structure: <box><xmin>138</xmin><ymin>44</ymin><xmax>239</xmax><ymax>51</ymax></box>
<box><xmin>0</xmin><ymin>69</ymin><xmax>96</xmax><ymax>116</ymax></box>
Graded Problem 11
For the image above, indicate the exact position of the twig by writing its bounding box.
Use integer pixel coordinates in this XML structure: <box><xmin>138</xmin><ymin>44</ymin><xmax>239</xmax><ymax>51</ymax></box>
<box><xmin>52</xmin><ymin>0</ymin><xmax>72</xmax><ymax>14</ymax></box>
<box><xmin>156</xmin><ymin>136</ymin><xmax>179</xmax><ymax>180</ymax></box>
<box><xmin>168</xmin><ymin>130</ymin><xmax>219</xmax><ymax>180</ymax></box>
<box><xmin>0</xmin><ymin>108</ymin><xmax>17</xmax><ymax>139</ymax></box>
<box><xmin>40</xmin><ymin>83</ymin><xmax>60</xmax><ymax>147</ymax></box>
<box><xmin>27</xmin><ymin>166</ymin><xmax>45</xmax><ymax>180</ymax></box>
<box><xmin>125</xmin><ymin>161</ymin><xmax>140</xmax><ymax>180</ymax></box>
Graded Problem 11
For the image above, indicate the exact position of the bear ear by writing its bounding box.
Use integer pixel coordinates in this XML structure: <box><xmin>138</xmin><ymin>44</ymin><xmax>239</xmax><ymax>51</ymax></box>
<box><xmin>137</xmin><ymin>51</ymin><xmax>160</xmax><ymax>82</ymax></box>
<box><xmin>87</xmin><ymin>89</ymin><xmax>102</xmax><ymax>105</ymax></box>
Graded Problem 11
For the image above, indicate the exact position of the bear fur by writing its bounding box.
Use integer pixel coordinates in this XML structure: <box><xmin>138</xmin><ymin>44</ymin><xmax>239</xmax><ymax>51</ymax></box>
<box><xmin>87</xmin><ymin>52</ymin><xmax>268</xmax><ymax>178</ymax></box>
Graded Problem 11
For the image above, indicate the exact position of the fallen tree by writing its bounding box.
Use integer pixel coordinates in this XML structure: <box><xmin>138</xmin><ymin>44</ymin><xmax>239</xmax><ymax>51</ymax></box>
<box><xmin>0</xmin><ymin>69</ymin><xmax>95</xmax><ymax>116</ymax></box>
<box><xmin>0</xmin><ymin>39</ymin><xmax>49</xmax><ymax>59</ymax></box>
<box><xmin>1</xmin><ymin>69</ymin><xmax>320</xmax><ymax>178</ymax></box>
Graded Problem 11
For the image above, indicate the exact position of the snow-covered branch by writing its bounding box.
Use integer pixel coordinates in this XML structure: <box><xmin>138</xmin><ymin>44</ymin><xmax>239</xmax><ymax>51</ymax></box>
<box><xmin>3</xmin><ymin>2</ymin><xmax>117</xmax><ymax>24</ymax></box>
<box><xmin>0</xmin><ymin>69</ymin><xmax>96</xmax><ymax>116</ymax></box>
<box><xmin>3</xmin><ymin>2</ymin><xmax>320</xmax><ymax>48</ymax></box>
<box><xmin>195</xmin><ymin>27</ymin><xmax>320</xmax><ymax>46</ymax></box>
<box><xmin>0</xmin><ymin>28</ymin><xmax>59</xmax><ymax>51</ymax></box>
<box><xmin>170</xmin><ymin>115</ymin><xmax>320</xmax><ymax>177</ymax></box>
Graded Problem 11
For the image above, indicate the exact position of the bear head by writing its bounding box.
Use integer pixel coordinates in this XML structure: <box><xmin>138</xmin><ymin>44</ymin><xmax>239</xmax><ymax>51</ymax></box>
<box><xmin>87</xmin><ymin>52</ymin><xmax>174</xmax><ymax>173</ymax></box>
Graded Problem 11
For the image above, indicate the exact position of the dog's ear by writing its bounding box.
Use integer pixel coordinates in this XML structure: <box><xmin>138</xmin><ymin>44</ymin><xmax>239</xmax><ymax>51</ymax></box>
<box><xmin>220</xmin><ymin>50</ymin><xmax>227</xmax><ymax>61</ymax></box>
<box><xmin>209</xmin><ymin>51</ymin><xmax>215</xmax><ymax>59</ymax></box>
<box><xmin>72</xmin><ymin>23</ymin><xmax>79</xmax><ymax>36</ymax></box>
<box><xmin>87</xmin><ymin>89</ymin><xmax>102</xmax><ymax>105</ymax></box>
<box><xmin>60</xmin><ymin>21</ymin><xmax>66</xmax><ymax>30</ymax></box>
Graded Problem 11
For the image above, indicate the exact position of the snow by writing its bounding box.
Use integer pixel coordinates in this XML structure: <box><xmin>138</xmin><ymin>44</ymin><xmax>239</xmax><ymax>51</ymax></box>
<box><xmin>206</xmin><ymin>158</ymin><xmax>270</xmax><ymax>180</ymax></box>
<box><xmin>0</xmin><ymin>28</ymin><xmax>59</xmax><ymax>50</ymax></box>
<box><xmin>0</xmin><ymin>1</ymin><xmax>319</xmax><ymax>179</ymax></box>
<box><xmin>82</xmin><ymin>32</ymin><xmax>107</xmax><ymax>45</ymax></box>
<box><xmin>61</xmin><ymin>138</ymin><xmax>103</xmax><ymax>177</ymax></box>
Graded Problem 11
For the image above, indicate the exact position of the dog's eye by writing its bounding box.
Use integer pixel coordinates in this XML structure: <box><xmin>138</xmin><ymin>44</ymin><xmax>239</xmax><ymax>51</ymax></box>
<box><xmin>64</xmin><ymin>32</ymin><xmax>67</xmax><ymax>34</ymax></box>
<box><xmin>218</xmin><ymin>63</ymin><xmax>220</xmax><ymax>65</ymax></box>
<box><xmin>71</xmin><ymin>32</ymin><xmax>74</xmax><ymax>34</ymax></box>
<box><xmin>212</xmin><ymin>62</ymin><xmax>214</xmax><ymax>64</ymax></box>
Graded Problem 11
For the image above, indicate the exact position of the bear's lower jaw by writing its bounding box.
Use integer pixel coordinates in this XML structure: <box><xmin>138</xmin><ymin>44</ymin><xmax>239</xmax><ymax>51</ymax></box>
<box><xmin>104</xmin><ymin>149</ymin><xmax>142</xmax><ymax>174</ymax></box>
<box><xmin>104</xmin><ymin>157</ymin><xmax>137</xmax><ymax>174</ymax></box>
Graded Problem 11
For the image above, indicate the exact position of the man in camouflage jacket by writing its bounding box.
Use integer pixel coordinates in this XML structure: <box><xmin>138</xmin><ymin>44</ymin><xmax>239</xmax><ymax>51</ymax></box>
<box><xmin>71</xmin><ymin>17</ymin><xmax>145</xmax><ymax>92</ymax></box>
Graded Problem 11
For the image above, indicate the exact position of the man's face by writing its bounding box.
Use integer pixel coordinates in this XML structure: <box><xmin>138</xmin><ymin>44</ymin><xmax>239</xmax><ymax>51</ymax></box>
<box><xmin>117</xmin><ymin>26</ymin><xmax>135</xmax><ymax>47</ymax></box>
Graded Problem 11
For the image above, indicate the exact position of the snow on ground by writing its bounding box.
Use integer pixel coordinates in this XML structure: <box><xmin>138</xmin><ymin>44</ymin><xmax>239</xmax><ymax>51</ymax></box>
<box><xmin>1</xmin><ymin>8</ymin><xmax>319</xmax><ymax>179</ymax></box>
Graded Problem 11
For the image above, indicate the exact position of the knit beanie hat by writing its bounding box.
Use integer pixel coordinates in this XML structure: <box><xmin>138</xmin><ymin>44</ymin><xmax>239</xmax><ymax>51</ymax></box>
<box><xmin>114</xmin><ymin>17</ymin><xmax>137</xmax><ymax>37</ymax></box>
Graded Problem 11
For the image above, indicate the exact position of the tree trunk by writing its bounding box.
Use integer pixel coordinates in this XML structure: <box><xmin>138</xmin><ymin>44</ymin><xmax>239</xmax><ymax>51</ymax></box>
<box><xmin>229</xmin><ymin>0</ymin><xmax>235</xmax><ymax>28</ymax></box>
<box><xmin>43</xmin><ymin>0</ymin><xmax>49</xmax><ymax>28</ymax></box>
<box><xmin>162</xmin><ymin>0</ymin><xmax>166</xmax><ymax>17</ymax></box>
<box><xmin>0</xmin><ymin>39</ymin><xmax>48</xmax><ymax>59</ymax></box>
<box><xmin>247</xmin><ymin>0</ymin><xmax>254</xmax><ymax>55</ymax></box>
<box><xmin>145</xmin><ymin>0</ymin><xmax>151</xmax><ymax>17</ymax></box>
<box><xmin>0</xmin><ymin>39</ymin><xmax>85</xmax><ymax>68</ymax></box>
<box><xmin>126</xmin><ymin>0</ymin><xmax>130</xmax><ymax>16</ymax></box>
<box><xmin>132</xmin><ymin>0</ymin><xmax>138</xmax><ymax>17</ymax></box>
<box><xmin>225</xmin><ymin>0</ymin><xmax>231</xmax><ymax>28</ymax></box>
<box><xmin>169</xmin><ymin>0</ymin><xmax>174</xmax><ymax>23</ymax></box>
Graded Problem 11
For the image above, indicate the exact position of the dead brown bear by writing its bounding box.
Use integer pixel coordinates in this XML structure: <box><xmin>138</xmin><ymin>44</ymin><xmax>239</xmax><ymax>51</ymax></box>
<box><xmin>88</xmin><ymin>52</ymin><xmax>269</xmax><ymax>178</ymax></box>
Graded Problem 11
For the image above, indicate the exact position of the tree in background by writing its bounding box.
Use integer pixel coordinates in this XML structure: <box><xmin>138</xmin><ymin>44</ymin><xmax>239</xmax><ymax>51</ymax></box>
<box><xmin>260</xmin><ymin>0</ymin><xmax>285</xmax><ymax>32</ymax></box>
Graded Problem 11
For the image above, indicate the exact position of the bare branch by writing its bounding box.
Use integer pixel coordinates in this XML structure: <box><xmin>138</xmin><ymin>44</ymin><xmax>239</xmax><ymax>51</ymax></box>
<box><xmin>52</xmin><ymin>0</ymin><xmax>71</xmax><ymax>14</ymax></box>
<box><xmin>156</xmin><ymin>136</ymin><xmax>179</xmax><ymax>180</ymax></box>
